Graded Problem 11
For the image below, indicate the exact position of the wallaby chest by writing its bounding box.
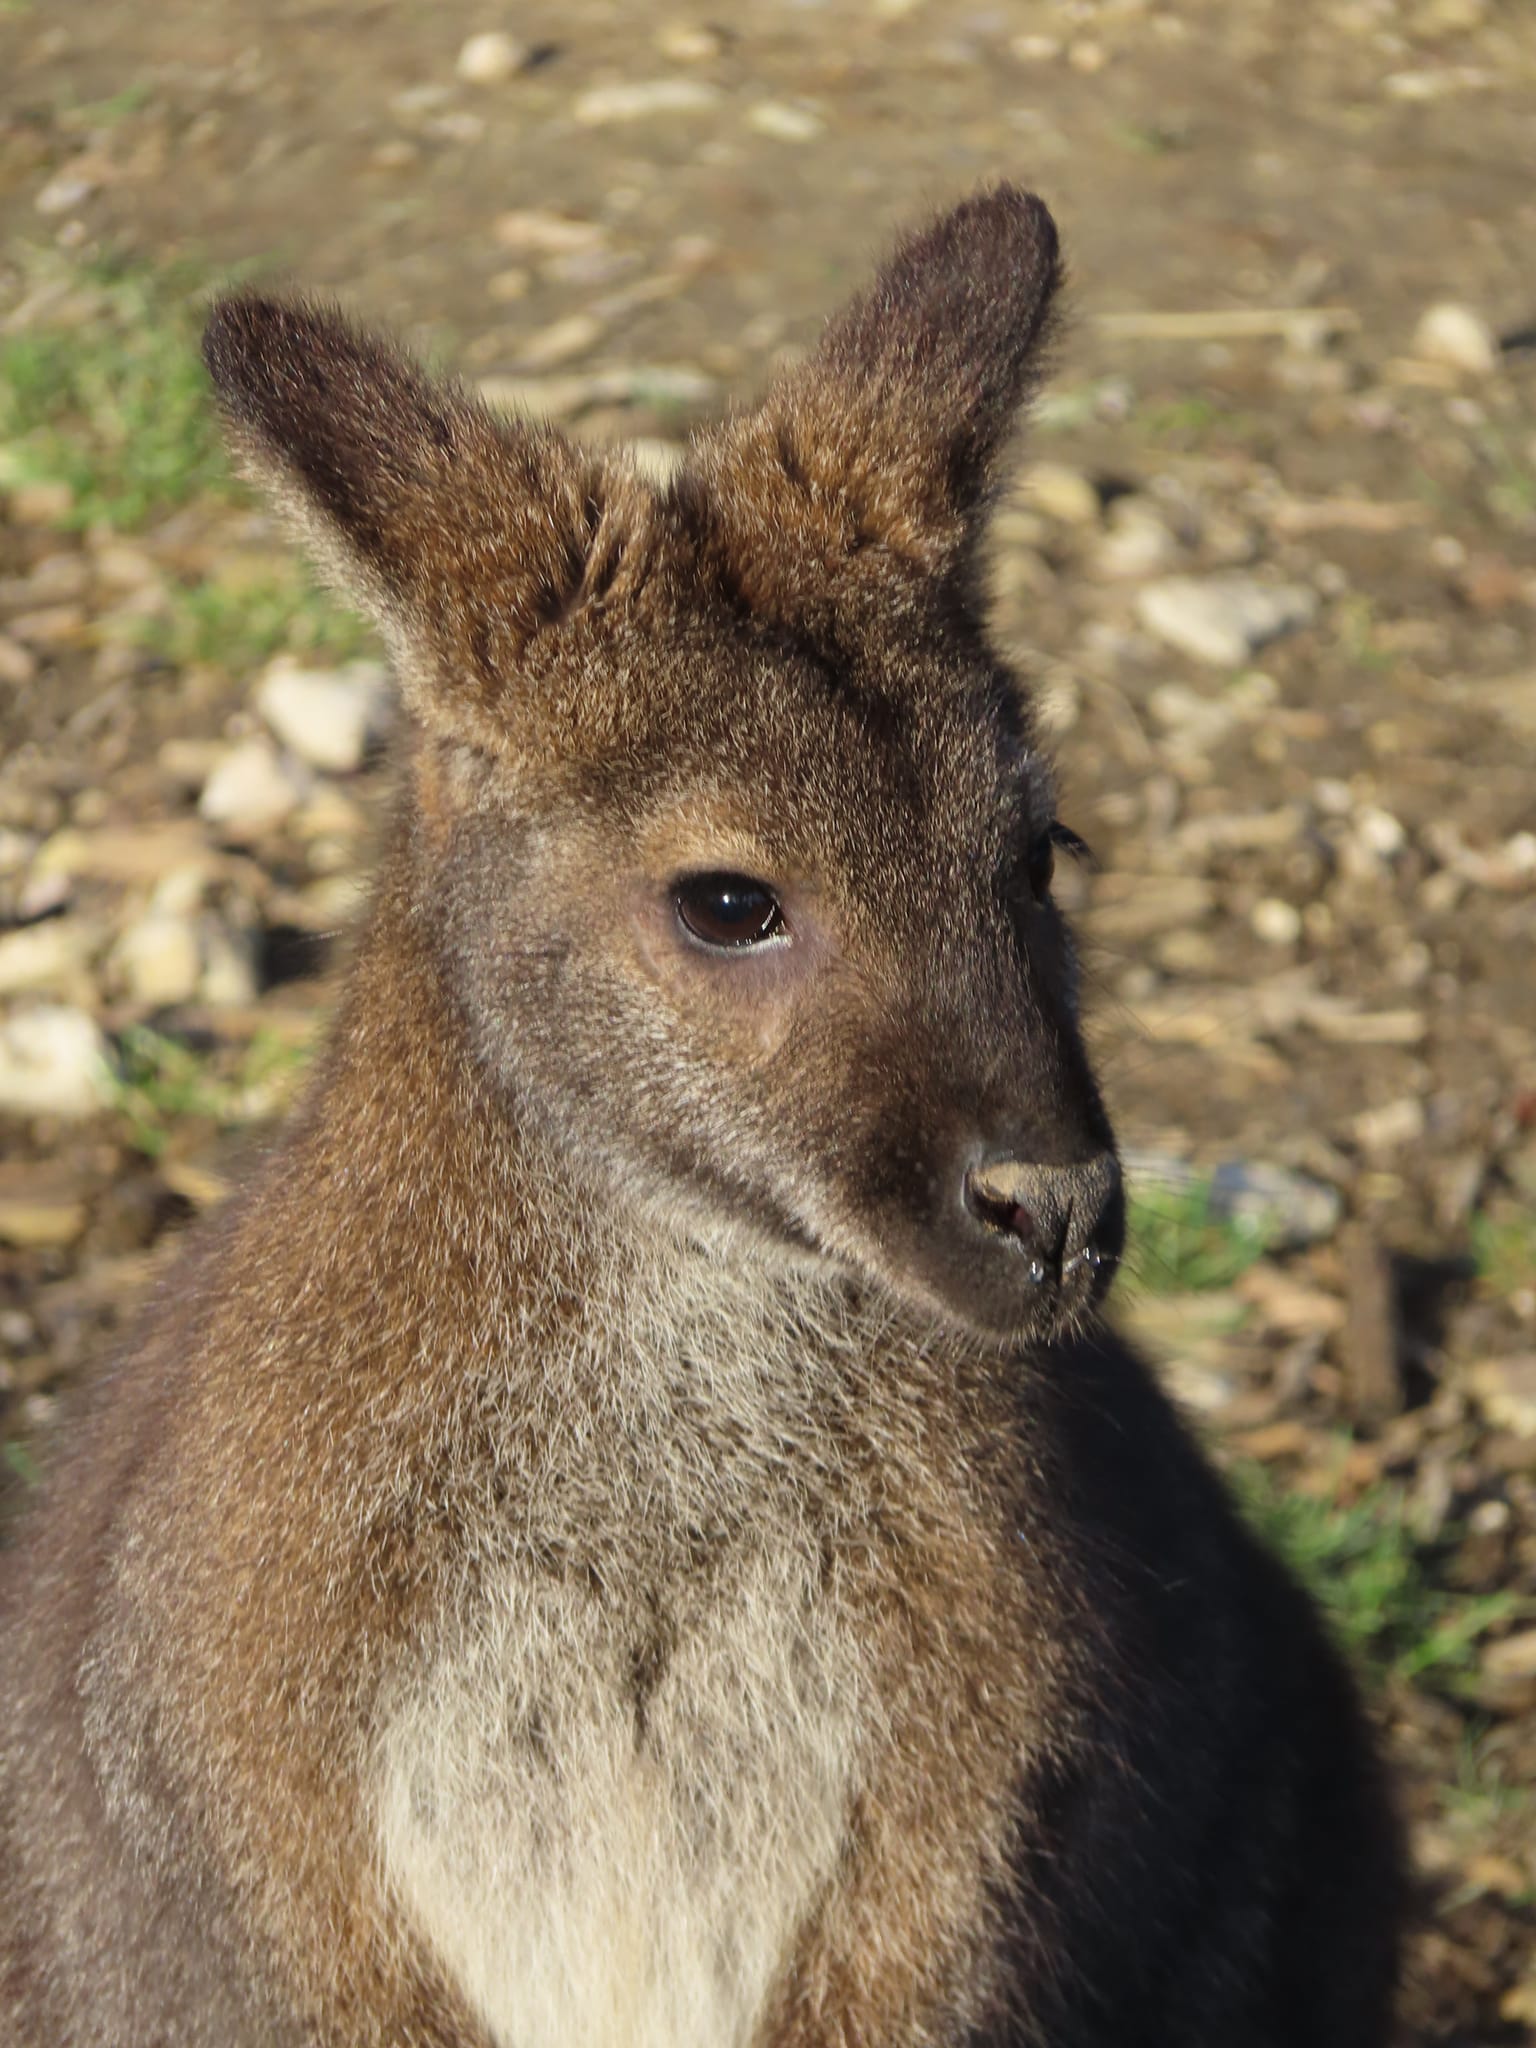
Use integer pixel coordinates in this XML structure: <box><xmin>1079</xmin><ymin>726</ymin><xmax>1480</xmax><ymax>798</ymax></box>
<box><xmin>375</xmin><ymin>1526</ymin><xmax>870</xmax><ymax>2048</ymax></box>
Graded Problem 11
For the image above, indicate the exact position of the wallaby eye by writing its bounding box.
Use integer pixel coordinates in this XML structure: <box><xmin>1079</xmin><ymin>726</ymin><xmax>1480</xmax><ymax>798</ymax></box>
<box><xmin>673</xmin><ymin>873</ymin><xmax>786</xmax><ymax>951</ymax></box>
<box><xmin>1025</xmin><ymin>833</ymin><xmax>1055</xmax><ymax>901</ymax></box>
<box><xmin>1025</xmin><ymin>822</ymin><xmax>1094</xmax><ymax>903</ymax></box>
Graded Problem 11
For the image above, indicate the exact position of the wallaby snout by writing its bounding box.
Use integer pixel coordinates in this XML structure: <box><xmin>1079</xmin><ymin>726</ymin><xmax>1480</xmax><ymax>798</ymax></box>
<box><xmin>963</xmin><ymin>1151</ymin><xmax>1123</xmax><ymax>1294</ymax></box>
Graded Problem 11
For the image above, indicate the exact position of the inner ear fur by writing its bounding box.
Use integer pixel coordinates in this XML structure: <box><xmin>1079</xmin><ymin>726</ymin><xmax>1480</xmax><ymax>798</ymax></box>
<box><xmin>202</xmin><ymin>294</ymin><xmax>647</xmax><ymax>746</ymax></box>
<box><xmin>687</xmin><ymin>184</ymin><xmax>1062</xmax><ymax>623</ymax></box>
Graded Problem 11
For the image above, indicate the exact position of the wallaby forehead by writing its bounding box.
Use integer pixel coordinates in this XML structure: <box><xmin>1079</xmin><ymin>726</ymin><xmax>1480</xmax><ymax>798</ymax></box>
<box><xmin>556</xmin><ymin>587</ymin><xmax>1050</xmax><ymax>884</ymax></box>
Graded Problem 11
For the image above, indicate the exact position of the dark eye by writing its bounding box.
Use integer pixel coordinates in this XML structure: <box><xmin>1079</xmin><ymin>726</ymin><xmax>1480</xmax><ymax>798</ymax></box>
<box><xmin>1025</xmin><ymin>832</ymin><xmax>1055</xmax><ymax>901</ymax></box>
<box><xmin>1025</xmin><ymin>822</ymin><xmax>1093</xmax><ymax>903</ymax></box>
<box><xmin>673</xmin><ymin>873</ymin><xmax>786</xmax><ymax>951</ymax></box>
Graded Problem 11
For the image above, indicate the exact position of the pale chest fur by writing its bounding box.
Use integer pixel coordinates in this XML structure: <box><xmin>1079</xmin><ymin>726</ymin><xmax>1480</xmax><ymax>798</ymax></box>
<box><xmin>374</xmin><ymin>1533</ymin><xmax>871</xmax><ymax>2048</ymax></box>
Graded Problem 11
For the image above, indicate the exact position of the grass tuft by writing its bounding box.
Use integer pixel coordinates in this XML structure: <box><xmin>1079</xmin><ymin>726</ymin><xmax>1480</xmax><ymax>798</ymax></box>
<box><xmin>0</xmin><ymin>258</ymin><xmax>231</xmax><ymax>529</ymax></box>
<box><xmin>1122</xmin><ymin>1177</ymin><xmax>1271</xmax><ymax>1295</ymax></box>
<box><xmin>111</xmin><ymin>1026</ymin><xmax>314</xmax><ymax>1159</ymax></box>
<box><xmin>1232</xmin><ymin>1459</ymin><xmax>1521</xmax><ymax>1690</ymax></box>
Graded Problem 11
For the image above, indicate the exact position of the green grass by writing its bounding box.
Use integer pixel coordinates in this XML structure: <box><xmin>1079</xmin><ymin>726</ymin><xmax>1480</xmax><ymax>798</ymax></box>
<box><xmin>1122</xmin><ymin>1177</ymin><xmax>1272</xmax><ymax>1296</ymax></box>
<box><xmin>2</xmin><ymin>1439</ymin><xmax>39</xmax><ymax>1489</ymax></box>
<box><xmin>1472</xmin><ymin>1202</ymin><xmax>1536</xmax><ymax>1306</ymax></box>
<box><xmin>1232</xmin><ymin>1459</ymin><xmax>1521</xmax><ymax>1691</ymax></box>
<box><xmin>0</xmin><ymin>258</ymin><xmax>233</xmax><ymax>530</ymax></box>
<box><xmin>1141</xmin><ymin>396</ymin><xmax>1219</xmax><ymax>441</ymax></box>
<box><xmin>1335</xmin><ymin>593</ymin><xmax>1395</xmax><ymax>671</ymax></box>
<box><xmin>1</xmin><ymin>250</ymin><xmax>379</xmax><ymax>672</ymax></box>
<box><xmin>111</xmin><ymin>1026</ymin><xmax>314</xmax><ymax>1160</ymax></box>
<box><xmin>1441</xmin><ymin>1724</ymin><xmax>1536</xmax><ymax>1834</ymax></box>
<box><xmin>138</xmin><ymin>570</ymin><xmax>372</xmax><ymax>674</ymax></box>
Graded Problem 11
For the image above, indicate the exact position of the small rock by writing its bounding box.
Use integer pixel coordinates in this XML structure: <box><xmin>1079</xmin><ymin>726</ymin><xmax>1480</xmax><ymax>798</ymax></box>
<box><xmin>1351</xmin><ymin>1096</ymin><xmax>1428</xmax><ymax>1154</ymax></box>
<box><xmin>492</xmin><ymin>209</ymin><xmax>605</xmax><ymax>255</ymax></box>
<box><xmin>747</xmin><ymin>101</ymin><xmax>825</xmax><ymax>142</ymax></box>
<box><xmin>1385</xmin><ymin>64</ymin><xmax>1495</xmax><ymax>100</ymax></box>
<box><xmin>0</xmin><ymin>918</ymin><xmax>97</xmax><ymax>998</ymax></box>
<box><xmin>35</xmin><ymin>169</ymin><xmax>99</xmax><ymax>215</ymax></box>
<box><xmin>1354</xmin><ymin>805</ymin><xmax>1407</xmax><ymax>860</ymax></box>
<box><xmin>199</xmin><ymin>740</ymin><xmax>312</xmax><ymax>835</ymax></box>
<box><xmin>7</xmin><ymin>604</ymin><xmax>86</xmax><ymax>648</ymax></box>
<box><xmin>0</xmin><ymin>635</ymin><xmax>39</xmax><ymax>687</ymax></box>
<box><xmin>517</xmin><ymin>313</ymin><xmax>607</xmax><ymax>371</ymax></box>
<box><xmin>1250</xmin><ymin>898</ymin><xmax>1302</xmax><ymax>947</ymax></box>
<box><xmin>0</xmin><ymin>831</ymin><xmax>36</xmax><ymax>877</ymax></box>
<box><xmin>1468</xmin><ymin>1357</ymin><xmax>1536</xmax><ymax>1439</ymax></box>
<box><xmin>1207</xmin><ymin>1160</ymin><xmax>1343</xmax><ymax>1250</ymax></box>
<box><xmin>655</xmin><ymin>20</ymin><xmax>725</xmax><ymax>61</ymax></box>
<box><xmin>573</xmin><ymin>79</ymin><xmax>721</xmax><ymax>125</ymax></box>
<box><xmin>112</xmin><ymin>910</ymin><xmax>203</xmax><ymax>1008</ymax></box>
<box><xmin>1017</xmin><ymin>462</ymin><xmax>1100</xmax><ymax>527</ymax></box>
<box><xmin>199</xmin><ymin>920</ymin><xmax>260</xmax><ymax>1008</ymax></box>
<box><xmin>1010</xmin><ymin>34</ymin><xmax>1063</xmax><ymax>62</ymax></box>
<box><xmin>91</xmin><ymin>540</ymin><xmax>162</xmax><ymax>594</ymax></box>
<box><xmin>256</xmin><ymin>657</ymin><xmax>392</xmax><ymax>774</ymax></box>
<box><xmin>31</xmin><ymin>821</ymin><xmax>213</xmax><ymax>887</ymax></box>
<box><xmin>1093</xmin><ymin>499</ymin><xmax>1180</xmax><ymax>581</ymax></box>
<box><xmin>1411</xmin><ymin>301</ymin><xmax>1498</xmax><ymax>377</ymax></box>
<box><xmin>1236</xmin><ymin>1265</ymin><xmax>1346</xmax><ymax>1336</ymax></box>
<box><xmin>7</xmin><ymin>479</ymin><xmax>74</xmax><ymax>526</ymax></box>
<box><xmin>1089</xmin><ymin>873</ymin><xmax>1215</xmax><ymax>943</ymax></box>
<box><xmin>0</xmin><ymin>1004</ymin><xmax>113</xmax><ymax>1120</ymax></box>
<box><xmin>1066</xmin><ymin>37</ymin><xmax>1108</xmax><ymax>72</ymax></box>
<box><xmin>1412</xmin><ymin>0</ymin><xmax>1486</xmax><ymax>28</ymax></box>
<box><xmin>1147</xmin><ymin>683</ymin><xmax>1242</xmax><ymax>753</ymax></box>
<box><xmin>1137</xmin><ymin>576</ymin><xmax>1318</xmax><ymax>668</ymax></box>
<box><xmin>1482</xmin><ymin>1629</ymin><xmax>1536</xmax><ymax>1682</ymax></box>
<box><xmin>0</xmin><ymin>1162</ymin><xmax>91</xmax><ymax>1249</ymax></box>
<box><xmin>1477</xmin><ymin>672</ymin><xmax>1536</xmax><ymax>740</ymax></box>
<box><xmin>455</xmin><ymin>31</ymin><xmax>528</xmax><ymax>84</ymax></box>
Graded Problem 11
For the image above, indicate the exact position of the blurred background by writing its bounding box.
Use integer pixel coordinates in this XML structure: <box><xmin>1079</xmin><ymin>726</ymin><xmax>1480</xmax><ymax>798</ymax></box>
<box><xmin>1</xmin><ymin>0</ymin><xmax>1533</xmax><ymax>2038</ymax></box>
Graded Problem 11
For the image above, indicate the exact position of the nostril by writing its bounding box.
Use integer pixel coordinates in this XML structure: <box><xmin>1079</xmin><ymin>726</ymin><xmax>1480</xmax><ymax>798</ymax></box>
<box><xmin>964</xmin><ymin>1173</ymin><xmax>1034</xmax><ymax>1242</ymax></box>
<box><xmin>964</xmin><ymin>1151</ymin><xmax>1122</xmax><ymax>1280</ymax></box>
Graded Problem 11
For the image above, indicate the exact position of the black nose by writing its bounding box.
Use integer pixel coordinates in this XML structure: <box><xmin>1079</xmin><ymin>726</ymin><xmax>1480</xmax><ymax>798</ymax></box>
<box><xmin>963</xmin><ymin>1152</ymin><xmax>1122</xmax><ymax>1282</ymax></box>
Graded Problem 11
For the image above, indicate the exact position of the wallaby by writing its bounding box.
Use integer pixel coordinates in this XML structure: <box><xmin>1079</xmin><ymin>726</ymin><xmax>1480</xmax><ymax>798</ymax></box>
<box><xmin>0</xmin><ymin>186</ymin><xmax>1400</xmax><ymax>2047</ymax></box>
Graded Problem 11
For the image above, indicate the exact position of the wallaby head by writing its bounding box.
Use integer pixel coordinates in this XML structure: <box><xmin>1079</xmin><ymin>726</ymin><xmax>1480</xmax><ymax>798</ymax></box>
<box><xmin>202</xmin><ymin>185</ymin><xmax>1120</xmax><ymax>1345</ymax></box>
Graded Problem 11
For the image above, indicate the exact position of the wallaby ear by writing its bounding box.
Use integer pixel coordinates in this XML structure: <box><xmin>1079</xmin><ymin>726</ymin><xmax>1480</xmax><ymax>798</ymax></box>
<box><xmin>202</xmin><ymin>295</ymin><xmax>638</xmax><ymax>747</ymax></box>
<box><xmin>690</xmin><ymin>185</ymin><xmax>1061</xmax><ymax>619</ymax></box>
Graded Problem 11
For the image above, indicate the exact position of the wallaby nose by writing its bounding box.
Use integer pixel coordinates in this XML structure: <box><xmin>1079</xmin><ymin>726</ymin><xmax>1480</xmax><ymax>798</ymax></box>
<box><xmin>963</xmin><ymin>1152</ymin><xmax>1122</xmax><ymax>1282</ymax></box>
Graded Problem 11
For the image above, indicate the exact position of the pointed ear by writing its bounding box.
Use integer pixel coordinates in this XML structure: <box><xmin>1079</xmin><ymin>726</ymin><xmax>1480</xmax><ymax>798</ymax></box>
<box><xmin>691</xmin><ymin>185</ymin><xmax>1061</xmax><ymax>616</ymax></box>
<box><xmin>202</xmin><ymin>295</ymin><xmax>639</xmax><ymax>747</ymax></box>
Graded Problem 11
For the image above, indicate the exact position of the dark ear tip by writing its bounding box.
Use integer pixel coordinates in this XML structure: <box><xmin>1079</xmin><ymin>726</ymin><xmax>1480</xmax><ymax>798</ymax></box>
<box><xmin>914</xmin><ymin>182</ymin><xmax>1060</xmax><ymax>278</ymax></box>
<box><xmin>203</xmin><ymin>291</ymin><xmax>280</xmax><ymax>392</ymax></box>
<box><xmin>202</xmin><ymin>292</ymin><xmax>363</xmax><ymax>414</ymax></box>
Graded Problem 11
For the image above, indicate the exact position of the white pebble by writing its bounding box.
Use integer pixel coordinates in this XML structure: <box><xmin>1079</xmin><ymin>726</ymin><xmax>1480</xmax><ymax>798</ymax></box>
<box><xmin>747</xmin><ymin>101</ymin><xmax>825</xmax><ymax>142</ymax></box>
<box><xmin>654</xmin><ymin>20</ymin><xmax>725</xmax><ymax>61</ymax></box>
<box><xmin>1355</xmin><ymin>806</ymin><xmax>1407</xmax><ymax>859</ymax></box>
<box><xmin>199</xmin><ymin>739</ymin><xmax>312</xmax><ymax>834</ymax></box>
<box><xmin>1251</xmin><ymin>898</ymin><xmax>1302</xmax><ymax>946</ymax></box>
<box><xmin>456</xmin><ymin>31</ymin><xmax>527</xmax><ymax>84</ymax></box>
<box><xmin>256</xmin><ymin>659</ymin><xmax>391</xmax><ymax>776</ymax></box>
<box><xmin>0</xmin><ymin>1004</ymin><xmax>113</xmax><ymax>1119</ymax></box>
<box><xmin>1411</xmin><ymin>301</ymin><xmax>1498</xmax><ymax>377</ymax></box>
<box><xmin>113</xmin><ymin>911</ymin><xmax>203</xmax><ymax>1008</ymax></box>
<box><xmin>1136</xmin><ymin>575</ymin><xmax>1317</xmax><ymax>668</ymax></box>
<box><xmin>573</xmin><ymin>79</ymin><xmax>721</xmax><ymax>126</ymax></box>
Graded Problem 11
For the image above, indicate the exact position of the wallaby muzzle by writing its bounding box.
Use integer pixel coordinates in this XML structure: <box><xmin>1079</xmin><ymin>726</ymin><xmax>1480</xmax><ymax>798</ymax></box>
<box><xmin>963</xmin><ymin>1151</ymin><xmax>1123</xmax><ymax>1294</ymax></box>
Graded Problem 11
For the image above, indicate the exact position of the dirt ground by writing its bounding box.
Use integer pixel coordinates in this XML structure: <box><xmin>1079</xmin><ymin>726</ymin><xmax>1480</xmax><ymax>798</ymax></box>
<box><xmin>1</xmin><ymin>0</ymin><xmax>1533</xmax><ymax>2038</ymax></box>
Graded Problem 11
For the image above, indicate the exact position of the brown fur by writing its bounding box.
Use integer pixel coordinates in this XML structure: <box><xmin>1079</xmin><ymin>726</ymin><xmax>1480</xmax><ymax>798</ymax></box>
<box><xmin>0</xmin><ymin>186</ymin><xmax>1400</xmax><ymax>2047</ymax></box>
